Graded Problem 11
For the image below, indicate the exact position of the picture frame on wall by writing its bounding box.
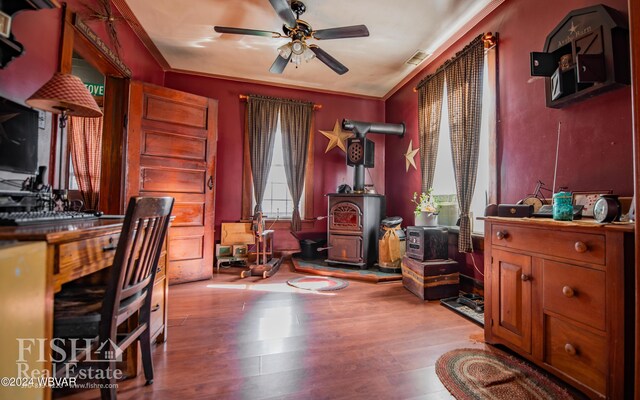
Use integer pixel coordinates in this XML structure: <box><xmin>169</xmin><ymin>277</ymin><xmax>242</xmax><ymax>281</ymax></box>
<box><xmin>572</xmin><ymin>190</ymin><xmax>613</xmax><ymax>217</ymax></box>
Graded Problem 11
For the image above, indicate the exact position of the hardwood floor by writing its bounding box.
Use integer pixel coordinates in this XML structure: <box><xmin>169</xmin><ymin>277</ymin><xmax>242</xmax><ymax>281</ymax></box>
<box><xmin>58</xmin><ymin>262</ymin><xmax>487</xmax><ymax>399</ymax></box>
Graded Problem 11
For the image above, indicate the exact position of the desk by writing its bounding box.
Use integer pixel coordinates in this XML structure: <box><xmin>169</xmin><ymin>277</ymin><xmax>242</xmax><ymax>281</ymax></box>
<box><xmin>0</xmin><ymin>219</ymin><xmax>169</xmax><ymax>399</ymax></box>
<box><xmin>0</xmin><ymin>241</ymin><xmax>47</xmax><ymax>400</ymax></box>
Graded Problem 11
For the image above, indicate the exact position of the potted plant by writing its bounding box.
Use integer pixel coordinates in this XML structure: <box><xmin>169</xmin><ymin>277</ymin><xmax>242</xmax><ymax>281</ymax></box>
<box><xmin>412</xmin><ymin>189</ymin><xmax>439</xmax><ymax>226</ymax></box>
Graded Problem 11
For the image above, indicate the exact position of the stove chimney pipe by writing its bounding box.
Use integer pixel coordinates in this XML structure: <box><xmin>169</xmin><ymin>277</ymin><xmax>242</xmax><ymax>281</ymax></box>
<box><xmin>342</xmin><ymin>119</ymin><xmax>405</xmax><ymax>138</ymax></box>
<box><xmin>341</xmin><ymin>119</ymin><xmax>406</xmax><ymax>192</ymax></box>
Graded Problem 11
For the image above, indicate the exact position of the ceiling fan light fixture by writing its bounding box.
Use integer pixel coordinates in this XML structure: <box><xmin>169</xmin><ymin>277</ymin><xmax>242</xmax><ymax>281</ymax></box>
<box><xmin>303</xmin><ymin>46</ymin><xmax>315</xmax><ymax>62</ymax></box>
<box><xmin>278</xmin><ymin>42</ymin><xmax>292</xmax><ymax>58</ymax></box>
<box><xmin>291</xmin><ymin>40</ymin><xmax>305</xmax><ymax>55</ymax></box>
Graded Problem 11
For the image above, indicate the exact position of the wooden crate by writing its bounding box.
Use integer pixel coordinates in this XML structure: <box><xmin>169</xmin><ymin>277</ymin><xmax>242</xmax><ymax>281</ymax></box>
<box><xmin>401</xmin><ymin>256</ymin><xmax>459</xmax><ymax>300</ymax></box>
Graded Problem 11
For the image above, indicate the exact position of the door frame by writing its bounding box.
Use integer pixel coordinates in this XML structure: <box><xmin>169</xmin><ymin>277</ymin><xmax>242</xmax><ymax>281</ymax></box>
<box><xmin>57</xmin><ymin>5</ymin><xmax>130</xmax><ymax>214</ymax></box>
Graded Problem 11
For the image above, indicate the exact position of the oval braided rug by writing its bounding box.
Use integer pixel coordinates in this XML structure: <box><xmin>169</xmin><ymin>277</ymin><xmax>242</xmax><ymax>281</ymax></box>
<box><xmin>435</xmin><ymin>348</ymin><xmax>574</xmax><ymax>400</ymax></box>
<box><xmin>287</xmin><ymin>276</ymin><xmax>349</xmax><ymax>291</ymax></box>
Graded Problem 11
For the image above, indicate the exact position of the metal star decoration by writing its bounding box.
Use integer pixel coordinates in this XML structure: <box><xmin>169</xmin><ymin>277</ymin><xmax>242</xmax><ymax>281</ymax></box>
<box><xmin>81</xmin><ymin>0</ymin><xmax>139</xmax><ymax>56</ymax></box>
<box><xmin>320</xmin><ymin>119</ymin><xmax>353</xmax><ymax>153</ymax></box>
<box><xmin>404</xmin><ymin>139</ymin><xmax>419</xmax><ymax>172</ymax></box>
<box><xmin>568</xmin><ymin>21</ymin><xmax>579</xmax><ymax>36</ymax></box>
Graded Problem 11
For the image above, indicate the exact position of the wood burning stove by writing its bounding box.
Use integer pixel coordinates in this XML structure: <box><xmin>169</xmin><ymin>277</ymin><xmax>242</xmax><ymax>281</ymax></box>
<box><xmin>326</xmin><ymin>193</ymin><xmax>385</xmax><ymax>268</ymax></box>
<box><xmin>324</xmin><ymin>119</ymin><xmax>403</xmax><ymax>269</ymax></box>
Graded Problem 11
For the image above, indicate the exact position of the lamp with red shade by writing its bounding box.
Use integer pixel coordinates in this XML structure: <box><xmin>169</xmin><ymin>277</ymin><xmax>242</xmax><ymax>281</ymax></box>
<box><xmin>26</xmin><ymin>73</ymin><xmax>103</xmax><ymax>189</ymax></box>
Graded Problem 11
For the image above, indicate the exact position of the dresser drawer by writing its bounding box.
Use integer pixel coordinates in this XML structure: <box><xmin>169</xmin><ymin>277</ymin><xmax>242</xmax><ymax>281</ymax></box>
<box><xmin>542</xmin><ymin>260</ymin><xmax>605</xmax><ymax>331</ymax></box>
<box><xmin>56</xmin><ymin>232</ymin><xmax>120</xmax><ymax>286</ymax></box>
<box><xmin>491</xmin><ymin>224</ymin><xmax>605</xmax><ymax>265</ymax></box>
<box><xmin>150</xmin><ymin>276</ymin><xmax>166</xmax><ymax>339</ymax></box>
<box><xmin>544</xmin><ymin>316</ymin><xmax>606</xmax><ymax>396</ymax></box>
<box><xmin>155</xmin><ymin>250</ymin><xmax>167</xmax><ymax>281</ymax></box>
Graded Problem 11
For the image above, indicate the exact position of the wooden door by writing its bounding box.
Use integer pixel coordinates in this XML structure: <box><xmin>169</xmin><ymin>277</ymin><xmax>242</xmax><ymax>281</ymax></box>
<box><xmin>126</xmin><ymin>82</ymin><xmax>217</xmax><ymax>284</ymax></box>
<box><xmin>490</xmin><ymin>249</ymin><xmax>532</xmax><ymax>354</ymax></box>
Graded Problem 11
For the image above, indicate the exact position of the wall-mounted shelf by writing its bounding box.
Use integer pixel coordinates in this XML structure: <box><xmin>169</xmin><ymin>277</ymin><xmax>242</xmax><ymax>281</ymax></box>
<box><xmin>0</xmin><ymin>0</ymin><xmax>57</xmax><ymax>68</ymax></box>
<box><xmin>530</xmin><ymin>4</ymin><xmax>630</xmax><ymax>108</ymax></box>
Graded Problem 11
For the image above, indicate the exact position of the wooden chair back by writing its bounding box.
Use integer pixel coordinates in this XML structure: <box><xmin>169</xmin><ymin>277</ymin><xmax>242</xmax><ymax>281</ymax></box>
<box><xmin>99</xmin><ymin>196</ymin><xmax>174</xmax><ymax>338</ymax></box>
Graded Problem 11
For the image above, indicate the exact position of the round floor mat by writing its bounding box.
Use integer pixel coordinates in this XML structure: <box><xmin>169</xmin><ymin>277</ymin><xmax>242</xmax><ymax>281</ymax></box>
<box><xmin>436</xmin><ymin>348</ymin><xmax>574</xmax><ymax>400</ymax></box>
<box><xmin>287</xmin><ymin>276</ymin><xmax>349</xmax><ymax>291</ymax></box>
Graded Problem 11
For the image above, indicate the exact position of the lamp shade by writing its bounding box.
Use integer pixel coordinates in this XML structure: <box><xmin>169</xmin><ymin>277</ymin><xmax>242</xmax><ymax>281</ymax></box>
<box><xmin>26</xmin><ymin>73</ymin><xmax>103</xmax><ymax>118</ymax></box>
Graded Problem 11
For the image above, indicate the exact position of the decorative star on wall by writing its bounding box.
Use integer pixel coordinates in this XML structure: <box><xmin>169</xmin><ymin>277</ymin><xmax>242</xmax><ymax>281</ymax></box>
<box><xmin>320</xmin><ymin>119</ymin><xmax>353</xmax><ymax>153</ymax></box>
<box><xmin>81</xmin><ymin>0</ymin><xmax>139</xmax><ymax>56</ymax></box>
<box><xmin>404</xmin><ymin>139</ymin><xmax>419</xmax><ymax>172</ymax></box>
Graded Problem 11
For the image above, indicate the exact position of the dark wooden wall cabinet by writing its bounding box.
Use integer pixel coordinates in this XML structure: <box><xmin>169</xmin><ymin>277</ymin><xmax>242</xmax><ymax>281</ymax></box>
<box><xmin>484</xmin><ymin>217</ymin><xmax>635</xmax><ymax>399</ymax></box>
<box><xmin>530</xmin><ymin>4</ymin><xmax>630</xmax><ymax>108</ymax></box>
<box><xmin>0</xmin><ymin>0</ymin><xmax>56</xmax><ymax>68</ymax></box>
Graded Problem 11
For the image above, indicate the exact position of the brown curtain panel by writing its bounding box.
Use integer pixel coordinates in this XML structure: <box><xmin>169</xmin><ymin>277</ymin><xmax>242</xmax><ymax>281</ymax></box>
<box><xmin>247</xmin><ymin>96</ymin><xmax>280</xmax><ymax>214</ymax></box>
<box><xmin>418</xmin><ymin>71</ymin><xmax>445</xmax><ymax>193</ymax></box>
<box><xmin>444</xmin><ymin>36</ymin><xmax>485</xmax><ymax>253</ymax></box>
<box><xmin>68</xmin><ymin>116</ymin><xmax>103</xmax><ymax>210</ymax></box>
<box><xmin>279</xmin><ymin>100</ymin><xmax>313</xmax><ymax>231</ymax></box>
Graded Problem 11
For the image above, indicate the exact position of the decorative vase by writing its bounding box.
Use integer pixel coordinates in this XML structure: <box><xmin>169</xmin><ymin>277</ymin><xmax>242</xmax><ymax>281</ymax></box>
<box><xmin>415</xmin><ymin>213</ymin><xmax>438</xmax><ymax>227</ymax></box>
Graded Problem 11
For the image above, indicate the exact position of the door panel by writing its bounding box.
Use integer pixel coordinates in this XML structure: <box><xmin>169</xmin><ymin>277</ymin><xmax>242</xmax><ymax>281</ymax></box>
<box><xmin>142</xmin><ymin>130</ymin><xmax>207</xmax><ymax>160</ymax></box>
<box><xmin>491</xmin><ymin>249</ymin><xmax>532</xmax><ymax>353</ymax></box>
<box><xmin>140</xmin><ymin>167</ymin><xmax>206</xmax><ymax>193</ymax></box>
<box><xmin>171</xmin><ymin>203</ymin><xmax>205</xmax><ymax>227</ymax></box>
<box><xmin>127</xmin><ymin>82</ymin><xmax>217</xmax><ymax>284</ymax></box>
<box><xmin>145</xmin><ymin>95</ymin><xmax>208</xmax><ymax>128</ymax></box>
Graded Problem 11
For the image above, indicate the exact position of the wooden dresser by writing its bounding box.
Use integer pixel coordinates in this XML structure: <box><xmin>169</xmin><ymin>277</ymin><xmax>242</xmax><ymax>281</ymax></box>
<box><xmin>483</xmin><ymin>217</ymin><xmax>635</xmax><ymax>399</ymax></box>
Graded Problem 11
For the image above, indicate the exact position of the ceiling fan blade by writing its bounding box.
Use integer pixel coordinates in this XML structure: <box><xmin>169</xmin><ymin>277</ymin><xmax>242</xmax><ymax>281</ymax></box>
<box><xmin>313</xmin><ymin>25</ymin><xmax>370</xmax><ymax>40</ymax></box>
<box><xmin>309</xmin><ymin>46</ymin><xmax>348</xmax><ymax>75</ymax></box>
<box><xmin>270</xmin><ymin>54</ymin><xmax>291</xmax><ymax>74</ymax></box>
<box><xmin>214</xmin><ymin>26</ymin><xmax>280</xmax><ymax>38</ymax></box>
<box><xmin>268</xmin><ymin>0</ymin><xmax>297</xmax><ymax>27</ymax></box>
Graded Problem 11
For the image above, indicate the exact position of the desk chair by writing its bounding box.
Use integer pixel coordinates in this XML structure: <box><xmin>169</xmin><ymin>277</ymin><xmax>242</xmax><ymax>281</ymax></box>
<box><xmin>54</xmin><ymin>196</ymin><xmax>174</xmax><ymax>400</ymax></box>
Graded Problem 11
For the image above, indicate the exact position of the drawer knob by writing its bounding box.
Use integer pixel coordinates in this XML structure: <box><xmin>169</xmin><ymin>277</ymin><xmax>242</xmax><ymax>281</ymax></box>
<box><xmin>496</xmin><ymin>231</ymin><xmax>508</xmax><ymax>240</ymax></box>
<box><xmin>562</xmin><ymin>286</ymin><xmax>575</xmax><ymax>298</ymax></box>
<box><xmin>564</xmin><ymin>343</ymin><xmax>577</xmax><ymax>356</ymax></box>
<box><xmin>574</xmin><ymin>241</ymin><xmax>588</xmax><ymax>253</ymax></box>
<box><xmin>521</xmin><ymin>274</ymin><xmax>530</xmax><ymax>282</ymax></box>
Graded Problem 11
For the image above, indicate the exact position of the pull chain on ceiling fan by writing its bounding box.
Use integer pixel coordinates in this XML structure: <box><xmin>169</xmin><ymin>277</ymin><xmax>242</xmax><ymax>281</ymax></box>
<box><xmin>214</xmin><ymin>0</ymin><xmax>369</xmax><ymax>75</ymax></box>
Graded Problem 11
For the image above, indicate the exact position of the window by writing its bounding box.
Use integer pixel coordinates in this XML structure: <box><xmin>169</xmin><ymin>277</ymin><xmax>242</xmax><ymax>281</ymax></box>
<box><xmin>253</xmin><ymin>117</ymin><xmax>304</xmax><ymax>219</ymax></box>
<box><xmin>432</xmin><ymin>51</ymin><xmax>494</xmax><ymax>234</ymax></box>
<box><xmin>242</xmin><ymin>113</ymin><xmax>314</xmax><ymax>221</ymax></box>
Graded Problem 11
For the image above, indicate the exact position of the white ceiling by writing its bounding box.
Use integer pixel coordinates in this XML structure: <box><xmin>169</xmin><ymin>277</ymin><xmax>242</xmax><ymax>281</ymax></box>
<box><xmin>124</xmin><ymin>0</ymin><xmax>497</xmax><ymax>97</ymax></box>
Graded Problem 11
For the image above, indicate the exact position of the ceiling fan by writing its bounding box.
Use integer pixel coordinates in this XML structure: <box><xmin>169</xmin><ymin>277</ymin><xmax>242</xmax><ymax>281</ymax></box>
<box><xmin>214</xmin><ymin>0</ymin><xmax>369</xmax><ymax>75</ymax></box>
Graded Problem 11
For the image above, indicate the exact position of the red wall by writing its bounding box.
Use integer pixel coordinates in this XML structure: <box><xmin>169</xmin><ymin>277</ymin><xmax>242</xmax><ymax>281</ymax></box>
<box><xmin>0</xmin><ymin>1</ymin><xmax>163</xmax><ymax>104</ymax></box>
<box><xmin>164</xmin><ymin>72</ymin><xmax>386</xmax><ymax>249</ymax></box>
<box><xmin>384</xmin><ymin>0</ymin><xmax>633</xmax><ymax>280</ymax></box>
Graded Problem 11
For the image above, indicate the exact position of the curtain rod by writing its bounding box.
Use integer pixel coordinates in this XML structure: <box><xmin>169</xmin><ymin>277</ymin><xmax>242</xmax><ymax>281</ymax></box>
<box><xmin>238</xmin><ymin>94</ymin><xmax>322</xmax><ymax>110</ymax></box>
<box><xmin>413</xmin><ymin>32</ymin><xmax>498</xmax><ymax>92</ymax></box>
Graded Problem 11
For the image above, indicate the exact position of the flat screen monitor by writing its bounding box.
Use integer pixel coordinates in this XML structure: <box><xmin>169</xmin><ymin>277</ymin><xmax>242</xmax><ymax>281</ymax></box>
<box><xmin>0</xmin><ymin>97</ymin><xmax>39</xmax><ymax>174</ymax></box>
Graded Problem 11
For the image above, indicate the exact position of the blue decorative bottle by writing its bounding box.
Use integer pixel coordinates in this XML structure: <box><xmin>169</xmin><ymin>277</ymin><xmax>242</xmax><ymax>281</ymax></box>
<box><xmin>553</xmin><ymin>190</ymin><xmax>573</xmax><ymax>221</ymax></box>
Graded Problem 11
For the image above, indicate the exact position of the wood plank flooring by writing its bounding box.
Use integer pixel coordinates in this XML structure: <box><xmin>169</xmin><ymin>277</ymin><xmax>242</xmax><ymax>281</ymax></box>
<box><xmin>58</xmin><ymin>262</ymin><xmax>488</xmax><ymax>399</ymax></box>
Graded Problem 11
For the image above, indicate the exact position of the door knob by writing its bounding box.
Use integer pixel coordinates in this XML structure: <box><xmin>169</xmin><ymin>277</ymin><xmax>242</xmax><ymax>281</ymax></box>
<box><xmin>207</xmin><ymin>176</ymin><xmax>214</xmax><ymax>190</ymax></box>
<box><xmin>521</xmin><ymin>274</ymin><xmax>530</xmax><ymax>281</ymax></box>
